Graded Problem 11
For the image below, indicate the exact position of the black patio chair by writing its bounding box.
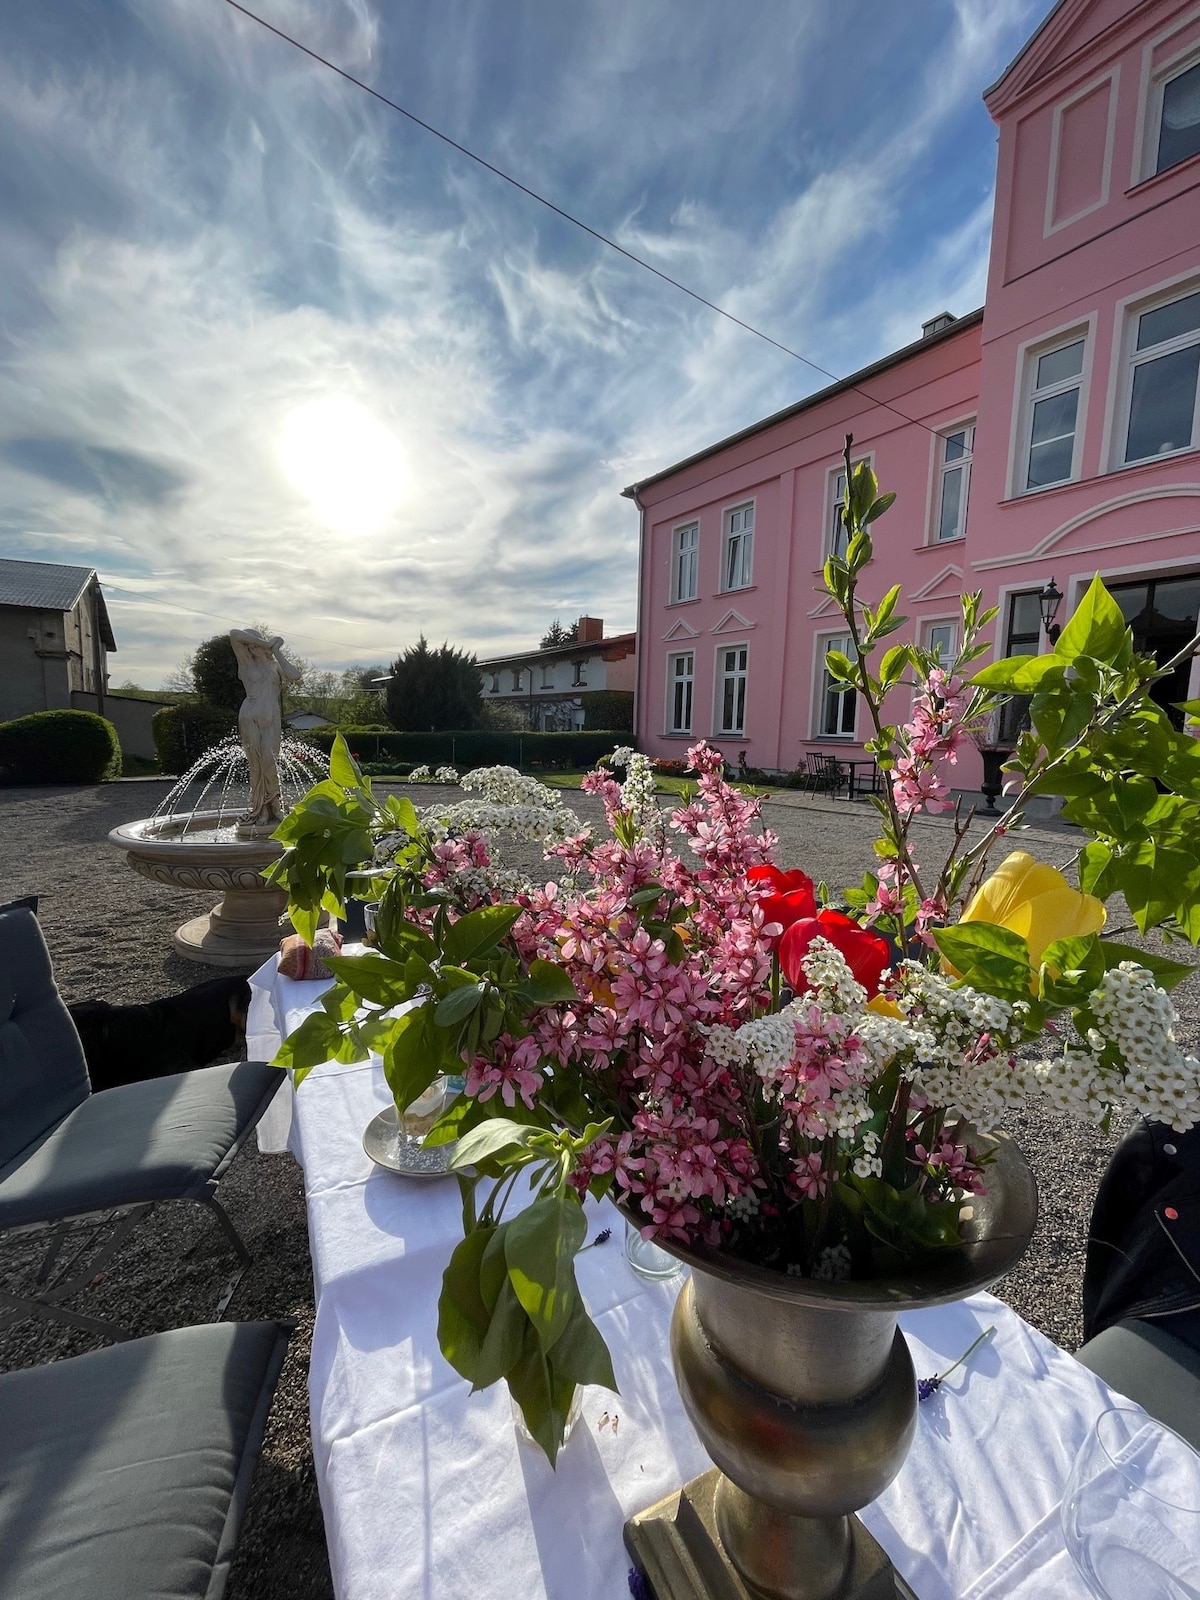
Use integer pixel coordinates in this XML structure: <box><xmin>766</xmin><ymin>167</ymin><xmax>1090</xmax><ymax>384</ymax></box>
<box><xmin>0</xmin><ymin>906</ymin><xmax>282</xmax><ymax>1341</ymax></box>
<box><xmin>804</xmin><ymin>751</ymin><xmax>844</xmax><ymax>795</ymax></box>
<box><xmin>0</xmin><ymin>1318</ymin><xmax>290</xmax><ymax>1600</ymax></box>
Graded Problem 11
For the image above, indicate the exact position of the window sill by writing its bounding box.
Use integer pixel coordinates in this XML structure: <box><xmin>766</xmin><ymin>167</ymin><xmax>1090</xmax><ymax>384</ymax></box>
<box><xmin>806</xmin><ymin>736</ymin><xmax>858</xmax><ymax>745</ymax></box>
<box><xmin>999</xmin><ymin>447</ymin><xmax>1200</xmax><ymax>507</ymax></box>
<box><xmin>1126</xmin><ymin>149</ymin><xmax>1200</xmax><ymax>201</ymax></box>
<box><xmin>710</xmin><ymin>732</ymin><xmax>750</xmax><ymax>741</ymax></box>
<box><xmin>718</xmin><ymin>584</ymin><xmax>758</xmax><ymax>597</ymax></box>
<box><xmin>923</xmin><ymin>533</ymin><xmax>965</xmax><ymax>549</ymax></box>
<box><xmin>665</xmin><ymin>597</ymin><xmax>701</xmax><ymax>608</ymax></box>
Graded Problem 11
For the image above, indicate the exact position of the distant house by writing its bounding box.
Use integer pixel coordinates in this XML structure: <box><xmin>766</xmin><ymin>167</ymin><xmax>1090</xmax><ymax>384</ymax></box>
<box><xmin>478</xmin><ymin>617</ymin><xmax>636</xmax><ymax>731</ymax></box>
<box><xmin>0</xmin><ymin>558</ymin><xmax>115</xmax><ymax>722</ymax></box>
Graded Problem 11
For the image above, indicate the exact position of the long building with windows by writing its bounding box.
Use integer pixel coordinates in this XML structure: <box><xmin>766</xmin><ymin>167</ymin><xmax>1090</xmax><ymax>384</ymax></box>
<box><xmin>626</xmin><ymin>0</ymin><xmax>1200</xmax><ymax>788</ymax></box>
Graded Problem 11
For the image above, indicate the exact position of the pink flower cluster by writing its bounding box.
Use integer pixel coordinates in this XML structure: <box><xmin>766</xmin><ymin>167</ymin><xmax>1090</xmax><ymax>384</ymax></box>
<box><xmin>891</xmin><ymin>668</ymin><xmax>973</xmax><ymax>818</ymax></box>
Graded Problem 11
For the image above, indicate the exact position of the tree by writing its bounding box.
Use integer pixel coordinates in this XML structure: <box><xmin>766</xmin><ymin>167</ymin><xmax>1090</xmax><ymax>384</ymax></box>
<box><xmin>384</xmin><ymin>637</ymin><xmax>482</xmax><ymax>731</ymax></box>
<box><xmin>539</xmin><ymin>619</ymin><xmax>578</xmax><ymax>649</ymax></box>
<box><xmin>191</xmin><ymin>634</ymin><xmax>244</xmax><ymax>711</ymax></box>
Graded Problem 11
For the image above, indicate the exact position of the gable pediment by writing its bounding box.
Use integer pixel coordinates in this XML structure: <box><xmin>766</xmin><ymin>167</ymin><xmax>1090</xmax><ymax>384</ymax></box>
<box><xmin>661</xmin><ymin>618</ymin><xmax>700</xmax><ymax>642</ymax></box>
<box><xmin>710</xmin><ymin>608</ymin><xmax>755</xmax><ymax>634</ymax></box>
<box><xmin>986</xmin><ymin>0</ymin><xmax>1128</xmax><ymax>115</ymax></box>
<box><xmin>911</xmin><ymin>563</ymin><xmax>965</xmax><ymax>602</ymax></box>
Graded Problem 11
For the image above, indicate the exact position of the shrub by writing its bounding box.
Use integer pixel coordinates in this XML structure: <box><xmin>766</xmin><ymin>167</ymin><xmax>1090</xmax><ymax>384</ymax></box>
<box><xmin>153</xmin><ymin>703</ymin><xmax>236</xmax><ymax>774</ymax></box>
<box><xmin>0</xmin><ymin>710</ymin><xmax>122</xmax><ymax>785</ymax></box>
<box><xmin>579</xmin><ymin>691</ymin><xmax>634</xmax><ymax>732</ymax></box>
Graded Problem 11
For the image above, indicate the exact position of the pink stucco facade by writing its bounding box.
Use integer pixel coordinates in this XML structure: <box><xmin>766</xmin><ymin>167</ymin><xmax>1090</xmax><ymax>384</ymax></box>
<box><xmin>628</xmin><ymin>0</ymin><xmax>1200</xmax><ymax>791</ymax></box>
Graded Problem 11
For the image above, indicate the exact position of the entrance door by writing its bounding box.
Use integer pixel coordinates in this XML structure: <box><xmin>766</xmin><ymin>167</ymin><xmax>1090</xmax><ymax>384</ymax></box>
<box><xmin>1111</xmin><ymin>574</ymin><xmax>1200</xmax><ymax>729</ymax></box>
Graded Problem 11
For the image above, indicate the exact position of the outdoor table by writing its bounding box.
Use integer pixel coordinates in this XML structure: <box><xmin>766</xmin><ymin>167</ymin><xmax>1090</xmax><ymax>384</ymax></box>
<box><xmin>247</xmin><ymin>957</ymin><xmax>1145</xmax><ymax>1600</ymax></box>
<box><xmin>841</xmin><ymin>757</ymin><xmax>880</xmax><ymax>801</ymax></box>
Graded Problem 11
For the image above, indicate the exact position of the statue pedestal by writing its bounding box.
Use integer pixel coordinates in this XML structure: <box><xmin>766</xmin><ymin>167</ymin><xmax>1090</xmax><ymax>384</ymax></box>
<box><xmin>173</xmin><ymin>881</ymin><xmax>291</xmax><ymax>969</ymax></box>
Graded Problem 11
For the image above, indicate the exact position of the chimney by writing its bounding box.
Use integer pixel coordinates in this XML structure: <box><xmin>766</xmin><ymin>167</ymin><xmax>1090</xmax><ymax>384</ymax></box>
<box><xmin>921</xmin><ymin>311</ymin><xmax>956</xmax><ymax>339</ymax></box>
<box><xmin>576</xmin><ymin>616</ymin><xmax>604</xmax><ymax>643</ymax></box>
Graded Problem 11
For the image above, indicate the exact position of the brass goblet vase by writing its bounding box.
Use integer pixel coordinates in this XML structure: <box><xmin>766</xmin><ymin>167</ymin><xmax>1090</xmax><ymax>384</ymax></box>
<box><xmin>625</xmin><ymin>1133</ymin><xmax>1037</xmax><ymax>1600</ymax></box>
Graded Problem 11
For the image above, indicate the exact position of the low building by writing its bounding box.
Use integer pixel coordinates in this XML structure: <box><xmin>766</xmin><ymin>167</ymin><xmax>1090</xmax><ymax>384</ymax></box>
<box><xmin>0</xmin><ymin>559</ymin><xmax>115</xmax><ymax>723</ymax></box>
<box><xmin>478</xmin><ymin>617</ymin><xmax>636</xmax><ymax>731</ymax></box>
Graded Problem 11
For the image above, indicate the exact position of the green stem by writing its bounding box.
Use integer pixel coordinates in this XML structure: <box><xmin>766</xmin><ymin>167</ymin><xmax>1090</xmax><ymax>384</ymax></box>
<box><xmin>938</xmin><ymin>1324</ymin><xmax>996</xmax><ymax>1381</ymax></box>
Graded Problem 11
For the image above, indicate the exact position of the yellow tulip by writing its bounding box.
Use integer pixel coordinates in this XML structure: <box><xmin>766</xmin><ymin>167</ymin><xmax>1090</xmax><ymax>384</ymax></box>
<box><xmin>957</xmin><ymin>851</ymin><xmax>1105</xmax><ymax>968</ymax></box>
<box><xmin>867</xmin><ymin>994</ymin><xmax>905</xmax><ymax>1019</ymax></box>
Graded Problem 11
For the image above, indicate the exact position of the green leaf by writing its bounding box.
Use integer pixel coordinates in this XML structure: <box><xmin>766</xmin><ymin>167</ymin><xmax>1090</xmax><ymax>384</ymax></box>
<box><xmin>863</xmin><ymin>490</ymin><xmax>896</xmax><ymax>524</ymax></box>
<box><xmin>322</xmin><ymin>952</ymin><xmax>414</xmax><ymax>1007</ymax></box>
<box><xmin>328</xmin><ymin>733</ymin><xmax>363</xmax><ymax>789</ymax></box>
<box><xmin>934</xmin><ymin>921</ymin><xmax>1033</xmax><ymax>996</ymax></box>
<box><xmin>504</xmin><ymin>1193</ymin><xmax>587</xmax><ymax>1355</ymax></box>
<box><xmin>437</xmin><ymin>1227</ymin><xmax>496</xmax><ymax>1382</ymax></box>
<box><xmin>473</xmin><ymin>1275</ymin><xmax>529</xmax><ymax>1389</ymax></box>
<box><xmin>434</xmin><ymin>981</ymin><xmax>486</xmax><ymax>1026</ymax></box>
<box><xmin>1053</xmin><ymin>575</ymin><xmax>1130</xmax><ymax>668</ymax></box>
<box><xmin>550</xmin><ymin>1296</ymin><xmax>618</xmax><ymax>1392</ymax></box>
<box><xmin>877</xmin><ymin>643</ymin><xmax>909</xmax><ymax>691</ymax></box>
<box><xmin>379</xmin><ymin>1008</ymin><xmax>444</xmax><ymax>1112</ymax></box>
<box><xmin>451</xmin><ymin>1119</ymin><xmax>539</xmax><ymax>1170</ymax></box>
<box><xmin>273</xmin><ymin>1010</ymin><xmax>346</xmax><ymax>1082</ymax></box>
<box><xmin>505</xmin><ymin>1326</ymin><xmax>569</xmax><ymax>1466</ymax></box>
<box><xmin>972</xmin><ymin>654</ymin><xmax>1063</xmax><ymax>693</ymax></box>
<box><xmin>518</xmin><ymin>960</ymin><xmax>579</xmax><ymax>1006</ymax></box>
<box><xmin>442</xmin><ymin>904</ymin><xmax>523</xmax><ymax>965</ymax></box>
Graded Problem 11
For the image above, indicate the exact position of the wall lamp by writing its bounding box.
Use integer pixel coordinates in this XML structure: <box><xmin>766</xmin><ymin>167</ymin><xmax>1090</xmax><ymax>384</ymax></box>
<box><xmin>1039</xmin><ymin>577</ymin><xmax>1063</xmax><ymax>643</ymax></box>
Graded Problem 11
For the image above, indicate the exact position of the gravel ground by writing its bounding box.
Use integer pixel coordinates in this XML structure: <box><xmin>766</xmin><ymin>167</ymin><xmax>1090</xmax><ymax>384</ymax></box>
<box><xmin>1</xmin><ymin>777</ymin><xmax>1196</xmax><ymax>1595</ymax></box>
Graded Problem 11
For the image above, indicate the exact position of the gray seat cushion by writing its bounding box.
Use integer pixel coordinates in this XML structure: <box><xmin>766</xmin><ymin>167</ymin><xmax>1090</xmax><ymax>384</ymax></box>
<box><xmin>0</xmin><ymin>1059</ymin><xmax>282</xmax><ymax>1229</ymax></box>
<box><xmin>1076</xmin><ymin>1318</ymin><xmax>1200</xmax><ymax>1451</ymax></box>
<box><xmin>0</xmin><ymin>907</ymin><xmax>89</xmax><ymax>1164</ymax></box>
<box><xmin>0</xmin><ymin>1319</ymin><xmax>290</xmax><ymax>1600</ymax></box>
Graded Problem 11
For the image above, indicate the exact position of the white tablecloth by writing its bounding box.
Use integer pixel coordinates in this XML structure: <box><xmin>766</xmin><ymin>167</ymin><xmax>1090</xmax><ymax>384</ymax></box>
<box><xmin>248</xmin><ymin>957</ymin><xmax>1136</xmax><ymax>1600</ymax></box>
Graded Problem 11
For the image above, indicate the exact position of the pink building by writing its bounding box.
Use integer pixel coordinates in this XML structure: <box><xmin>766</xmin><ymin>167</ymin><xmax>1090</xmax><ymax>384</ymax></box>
<box><xmin>626</xmin><ymin>0</ymin><xmax>1200</xmax><ymax>792</ymax></box>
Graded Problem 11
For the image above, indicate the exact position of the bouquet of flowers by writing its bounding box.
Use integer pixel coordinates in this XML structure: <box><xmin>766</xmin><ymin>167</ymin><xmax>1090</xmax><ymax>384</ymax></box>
<box><xmin>270</xmin><ymin>444</ymin><xmax>1200</xmax><ymax>1459</ymax></box>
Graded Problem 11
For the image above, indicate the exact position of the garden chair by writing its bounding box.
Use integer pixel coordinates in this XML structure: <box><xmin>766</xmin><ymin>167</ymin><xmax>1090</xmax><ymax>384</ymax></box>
<box><xmin>804</xmin><ymin>751</ymin><xmax>844</xmax><ymax>795</ymax></box>
<box><xmin>0</xmin><ymin>906</ymin><xmax>282</xmax><ymax>1341</ymax></box>
<box><xmin>0</xmin><ymin>1318</ymin><xmax>290</xmax><ymax>1600</ymax></box>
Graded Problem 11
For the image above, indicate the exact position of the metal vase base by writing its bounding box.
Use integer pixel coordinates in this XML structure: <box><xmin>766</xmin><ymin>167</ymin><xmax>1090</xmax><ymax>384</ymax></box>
<box><xmin>625</xmin><ymin>1469</ymin><xmax>909</xmax><ymax>1600</ymax></box>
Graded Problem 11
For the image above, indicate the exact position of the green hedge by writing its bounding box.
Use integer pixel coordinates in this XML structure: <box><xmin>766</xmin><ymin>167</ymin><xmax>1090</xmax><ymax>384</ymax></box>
<box><xmin>579</xmin><ymin>691</ymin><xmax>634</xmax><ymax>732</ymax></box>
<box><xmin>300</xmin><ymin>727</ymin><xmax>632</xmax><ymax>771</ymax></box>
<box><xmin>153</xmin><ymin>703</ymin><xmax>236</xmax><ymax>774</ymax></box>
<box><xmin>0</xmin><ymin>710</ymin><xmax>122</xmax><ymax>785</ymax></box>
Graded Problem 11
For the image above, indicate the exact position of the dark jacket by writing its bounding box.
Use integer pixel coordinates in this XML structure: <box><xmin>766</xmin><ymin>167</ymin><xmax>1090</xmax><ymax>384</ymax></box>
<box><xmin>1083</xmin><ymin>1118</ymin><xmax>1200</xmax><ymax>1349</ymax></box>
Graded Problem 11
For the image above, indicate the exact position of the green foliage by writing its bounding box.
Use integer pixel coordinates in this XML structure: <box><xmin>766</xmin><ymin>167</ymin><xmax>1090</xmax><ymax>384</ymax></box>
<box><xmin>190</xmin><ymin>634</ymin><xmax>245</xmax><ymax>711</ymax></box>
<box><xmin>0</xmin><ymin>709</ymin><xmax>121</xmax><ymax>785</ymax></box>
<box><xmin>578</xmin><ymin>691</ymin><xmax>634</xmax><ymax>732</ymax></box>
<box><xmin>539</xmin><ymin>619</ymin><xmax>579</xmax><ymax>649</ymax></box>
<box><xmin>300</xmin><ymin>726</ymin><xmax>627</xmax><ymax>771</ymax></box>
<box><xmin>385</xmin><ymin>636</ymin><xmax>482</xmax><ymax>731</ymax></box>
<box><xmin>152</xmin><ymin>702</ymin><xmax>236</xmax><ymax>773</ymax></box>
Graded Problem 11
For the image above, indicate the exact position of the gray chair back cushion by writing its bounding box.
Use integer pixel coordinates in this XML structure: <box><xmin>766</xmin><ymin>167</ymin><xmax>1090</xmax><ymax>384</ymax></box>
<box><xmin>0</xmin><ymin>907</ymin><xmax>90</xmax><ymax>1166</ymax></box>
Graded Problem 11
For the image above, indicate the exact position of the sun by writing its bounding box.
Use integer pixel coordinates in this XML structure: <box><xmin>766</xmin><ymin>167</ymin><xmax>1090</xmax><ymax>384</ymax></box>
<box><xmin>277</xmin><ymin>396</ymin><xmax>408</xmax><ymax>536</ymax></box>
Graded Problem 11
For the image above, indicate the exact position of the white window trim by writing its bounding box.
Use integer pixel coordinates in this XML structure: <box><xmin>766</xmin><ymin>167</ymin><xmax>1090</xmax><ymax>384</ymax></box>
<box><xmin>1043</xmin><ymin>67</ymin><xmax>1119</xmax><ymax>237</ymax></box>
<box><xmin>664</xmin><ymin>649</ymin><xmax>695</xmax><ymax>736</ymax></box>
<box><xmin>1007</xmin><ymin>317</ymin><xmax>1096</xmax><ymax>498</ymax></box>
<box><xmin>712</xmin><ymin>640</ymin><xmax>749</xmax><ymax>737</ymax></box>
<box><xmin>928</xmin><ymin>418</ymin><xmax>975</xmax><ymax>544</ymax></box>
<box><xmin>719</xmin><ymin>500</ymin><xmax>756</xmax><ymax>593</ymax></box>
<box><xmin>1132</xmin><ymin>9</ymin><xmax>1200</xmax><ymax>187</ymax></box>
<box><xmin>823</xmin><ymin>452</ymin><xmax>874</xmax><ymax>561</ymax></box>
<box><xmin>671</xmin><ymin>519</ymin><xmax>699</xmax><ymax>604</ymax></box>
<box><xmin>810</xmin><ymin>631</ymin><xmax>858</xmax><ymax>741</ymax></box>
<box><xmin>1104</xmin><ymin>274</ymin><xmax>1200</xmax><ymax>473</ymax></box>
<box><xmin>919</xmin><ymin>615</ymin><xmax>960</xmax><ymax>661</ymax></box>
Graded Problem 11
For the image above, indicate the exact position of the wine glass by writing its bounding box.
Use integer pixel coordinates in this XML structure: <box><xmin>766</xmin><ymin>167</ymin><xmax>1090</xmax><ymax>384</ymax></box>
<box><xmin>1062</xmin><ymin>1407</ymin><xmax>1200</xmax><ymax>1599</ymax></box>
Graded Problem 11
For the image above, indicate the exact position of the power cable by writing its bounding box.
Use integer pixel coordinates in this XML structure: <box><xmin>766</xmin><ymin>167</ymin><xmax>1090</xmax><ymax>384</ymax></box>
<box><xmin>220</xmin><ymin>0</ymin><xmax>945</xmax><ymax>441</ymax></box>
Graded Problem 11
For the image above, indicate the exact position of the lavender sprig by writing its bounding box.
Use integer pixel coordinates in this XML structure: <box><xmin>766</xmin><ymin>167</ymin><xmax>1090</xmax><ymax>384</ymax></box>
<box><xmin>918</xmin><ymin>1324</ymin><xmax>996</xmax><ymax>1402</ymax></box>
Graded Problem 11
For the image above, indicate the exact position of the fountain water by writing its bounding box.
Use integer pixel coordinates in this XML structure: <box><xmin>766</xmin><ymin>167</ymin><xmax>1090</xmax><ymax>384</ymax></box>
<box><xmin>109</xmin><ymin>630</ymin><xmax>330</xmax><ymax>968</ymax></box>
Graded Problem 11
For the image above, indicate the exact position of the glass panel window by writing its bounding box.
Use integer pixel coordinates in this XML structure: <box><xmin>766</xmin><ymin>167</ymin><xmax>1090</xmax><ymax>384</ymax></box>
<box><xmin>672</xmin><ymin>522</ymin><xmax>698</xmax><ymax>602</ymax></box>
<box><xmin>511</xmin><ymin>670</ymin><xmax>523</xmax><ymax>691</ymax></box>
<box><xmin>1123</xmin><ymin>291</ymin><xmax>1200</xmax><ymax>464</ymax></box>
<box><xmin>489</xmin><ymin>673</ymin><xmax>500</xmax><ymax>693</ymax></box>
<box><xmin>998</xmin><ymin>591</ymin><xmax>1043</xmax><ymax>744</ymax></box>
<box><xmin>668</xmin><ymin>651</ymin><xmax>694</xmax><ymax>734</ymax></box>
<box><xmin>718</xmin><ymin>644</ymin><xmax>748</xmax><ymax>735</ymax></box>
<box><xmin>541</xmin><ymin>665</ymin><xmax>554</xmax><ymax>688</ymax></box>
<box><xmin>1024</xmin><ymin>337</ymin><xmax>1085</xmax><ymax>490</ymax></box>
<box><xmin>572</xmin><ymin>661</ymin><xmax>586</xmax><ymax>687</ymax></box>
<box><xmin>723</xmin><ymin>505</ymin><xmax>754</xmax><ymax>590</ymax></box>
<box><xmin>820</xmin><ymin>635</ymin><xmax>856</xmax><ymax>738</ymax></box>
<box><xmin>829</xmin><ymin>463</ymin><xmax>865</xmax><ymax>558</ymax></box>
<box><xmin>925</xmin><ymin>623</ymin><xmax>957</xmax><ymax>662</ymax></box>
<box><xmin>1157</xmin><ymin>60</ymin><xmax>1200</xmax><ymax>175</ymax></box>
<box><xmin>936</xmin><ymin>425</ymin><xmax>974</xmax><ymax>541</ymax></box>
<box><xmin>1109</xmin><ymin>574</ymin><xmax>1200</xmax><ymax>730</ymax></box>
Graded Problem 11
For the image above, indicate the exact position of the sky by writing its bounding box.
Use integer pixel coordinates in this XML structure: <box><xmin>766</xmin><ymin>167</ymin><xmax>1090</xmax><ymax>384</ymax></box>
<box><xmin>0</xmin><ymin>0</ymin><xmax>1052</xmax><ymax>685</ymax></box>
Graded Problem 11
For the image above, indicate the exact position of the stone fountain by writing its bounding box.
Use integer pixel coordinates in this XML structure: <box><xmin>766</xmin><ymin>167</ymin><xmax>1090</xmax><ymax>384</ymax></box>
<box><xmin>109</xmin><ymin>631</ymin><xmax>327</xmax><ymax>968</ymax></box>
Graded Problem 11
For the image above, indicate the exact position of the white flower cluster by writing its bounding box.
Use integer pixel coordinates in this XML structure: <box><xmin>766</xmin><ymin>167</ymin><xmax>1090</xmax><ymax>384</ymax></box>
<box><xmin>460</xmin><ymin>766</ymin><xmax>565</xmax><ymax>807</ymax></box>
<box><xmin>612</xmin><ymin>748</ymin><xmax>665</xmax><ymax>841</ymax></box>
<box><xmin>434</xmin><ymin>765</ymin><xmax>459</xmax><ymax>784</ymax></box>
<box><xmin>1035</xmin><ymin>963</ymin><xmax>1200</xmax><ymax>1133</ymax></box>
<box><xmin>799</xmin><ymin>940</ymin><xmax>867</xmax><ymax>1012</ymax></box>
<box><xmin>913</xmin><ymin>1055</ymin><xmax>1032</xmax><ymax>1132</ymax></box>
<box><xmin>726</xmin><ymin>1190</ymin><xmax>761</xmax><ymax>1221</ymax></box>
<box><xmin>707</xmin><ymin>1012</ymin><xmax>796</xmax><ymax>1075</ymax></box>
<box><xmin>810</xmin><ymin>1243</ymin><xmax>853</xmax><ymax>1282</ymax></box>
<box><xmin>408</xmin><ymin>765</ymin><xmax>431</xmax><ymax>782</ymax></box>
<box><xmin>852</xmin><ymin>1131</ymin><xmax>883</xmax><ymax>1179</ymax></box>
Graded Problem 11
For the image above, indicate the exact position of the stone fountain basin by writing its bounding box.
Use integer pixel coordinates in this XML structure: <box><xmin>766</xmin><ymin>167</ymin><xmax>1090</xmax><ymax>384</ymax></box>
<box><xmin>109</xmin><ymin>810</ymin><xmax>290</xmax><ymax>969</ymax></box>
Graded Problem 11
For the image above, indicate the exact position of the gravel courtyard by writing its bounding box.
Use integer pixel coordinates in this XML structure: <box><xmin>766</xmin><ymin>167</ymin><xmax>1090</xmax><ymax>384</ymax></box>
<box><xmin>2</xmin><ymin>776</ymin><xmax>1196</xmax><ymax>1599</ymax></box>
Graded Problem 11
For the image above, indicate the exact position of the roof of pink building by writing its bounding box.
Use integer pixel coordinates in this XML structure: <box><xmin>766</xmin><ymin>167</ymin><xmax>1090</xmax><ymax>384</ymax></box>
<box><xmin>622</xmin><ymin>307</ymin><xmax>983</xmax><ymax>499</ymax></box>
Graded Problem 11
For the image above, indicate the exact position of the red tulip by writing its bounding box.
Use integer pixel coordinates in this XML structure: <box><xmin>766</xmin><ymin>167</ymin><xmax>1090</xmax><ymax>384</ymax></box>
<box><xmin>748</xmin><ymin>864</ymin><xmax>816</xmax><ymax>941</ymax></box>
<box><xmin>780</xmin><ymin>909</ymin><xmax>891</xmax><ymax>999</ymax></box>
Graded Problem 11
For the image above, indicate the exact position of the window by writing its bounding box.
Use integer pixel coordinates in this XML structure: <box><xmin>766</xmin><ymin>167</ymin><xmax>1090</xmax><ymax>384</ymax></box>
<box><xmin>511</xmin><ymin>669</ymin><xmax>523</xmax><ymax>691</ymax></box>
<box><xmin>717</xmin><ymin>644</ymin><xmax>748</xmax><ymax>735</ymax></box>
<box><xmin>819</xmin><ymin>635</ymin><xmax>856</xmax><ymax>738</ymax></box>
<box><xmin>935</xmin><ymin>425</ymin><xmax>973</xmax><ymax>541</ymax></box>
<box><xmin>1021</xmin><ymin>337</ymin><xmax>1085</xmax><ymax>491</ymax></box>
<box><xmin>1110</xmin><ymin>573</ymin><xmax>1200</xmax><ymax>730</ymax></box>
<box><xmin>924</xmin><ymin>622</ymin><xmax>958</xmax><ymax>662</ymax></box>
<box><xmin>672</xmin><ymin>522</ymin><xmax>698</xmax><ymax>602</ymax></box>
<box><xmin>668</xmin><ymin>651</ymin><xmax>694</xmax><ymax>734</ymax></box>
<box><xmin>572</xmin><ymin>661</ymin><xmax>586</xmax><ymax>687</ymax></box>
<box><xmin>541</xmin><ymin>665</ymin><xmax>554</xmax><ymax>688</ymax></box>
<box><xmin>489</xmin><ymin>673</ymin><xmax>500</xmax><ymax>693</ymax></box>
<box><xmin>1120</xmin><ymin>289</ymin><xmax>1200</xmax><ymax>465</ymax></box>
<box><xmin>722</xmin><ymin>504</ymin><xmax>754</xmax><ymax>590</ymax></box>
<box><xmin>997</xmin><ymin>590</ymin><xmax>1043</xmax><ymax>743</ymax></box>
<box><xmin>1156</xmin><ymin>58</ymin><xmax>1200</xmax><ymax>176</ymax></box>
<box><xmin>827</xmin><ymin>460</ymin><xmax>867</xmax><ymax>557</ymax></box>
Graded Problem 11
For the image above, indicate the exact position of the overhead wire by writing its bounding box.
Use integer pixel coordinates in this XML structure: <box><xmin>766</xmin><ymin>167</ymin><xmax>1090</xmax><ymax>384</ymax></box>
<box><xmin>219</xmin><ymin>0</ymin><xmax>946</xmax><ymax>442</ymax></box>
